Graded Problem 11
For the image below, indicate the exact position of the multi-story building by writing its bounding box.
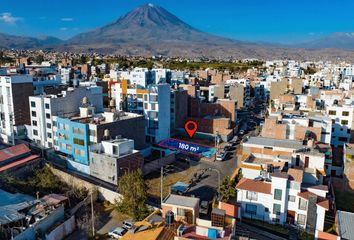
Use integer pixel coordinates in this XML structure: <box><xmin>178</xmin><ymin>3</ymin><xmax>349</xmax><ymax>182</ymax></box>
<box><xmin>89</xmin><ymin>138</ymin><xmax>144</xmax><ymax>185</ymax></box>
<box><xmin>112</xmin><ymin>80</ymin><xmax>171</xmax><ymax>144</ymax></box>
<box><xmin>170</xmin><ymin>87</ymin><xmax>188</xmax><ymax>134</ymax></box>
<box><xmin>0</xmin><ymin>74</ymin><xmax>34</xmax><ymax>143</ymax></box>
<box><xmin>29</xmin><ymin>86</ymin><xmax>103</xmax><ymax>148</ymax></box>
<box><xmin>326</xmin><ymin>102</ymin><xmax>354</xmax><ymax>147</ymax></box>
<box><xmin>53</xmin><ymin>104</ymin><xmax>146</xmax><ymax>174</ymax></box>
<box><xmin>236</xmin><ymin>170</ymin><xmax>331</xmax><ymax>233</ymax></box>
<box><xmin>261</xmin><ymin>114</ymin><xmax>332</xmax><ymax>144</ymax></box>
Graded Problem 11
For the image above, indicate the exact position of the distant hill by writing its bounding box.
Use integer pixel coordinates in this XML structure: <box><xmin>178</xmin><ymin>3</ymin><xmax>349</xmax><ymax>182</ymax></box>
<box><xmin>297</xmin><ymin>32</ymin><xmax>354</xmax><ymax>49</ymax></box>
<box><xmin>0</xmin><ymin>33</ymin><xmax>63</xmax><ymax>49</ymax></box>
<box><xmin>2</xmin><ymin>4</ymin><xmax>354</xmax><ymax>60</ymax></box>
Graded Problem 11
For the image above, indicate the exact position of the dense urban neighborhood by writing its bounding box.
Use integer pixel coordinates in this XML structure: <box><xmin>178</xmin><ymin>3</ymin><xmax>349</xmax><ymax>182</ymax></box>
<box><xmin>1</xmin><ymin>2</ymin><xmax>354</xmax><ymax>240</ymax></box>
<box><xmin>0</xmin><ymin>49</ymin><xmax>353</xmax><ymax>240</ymax></box>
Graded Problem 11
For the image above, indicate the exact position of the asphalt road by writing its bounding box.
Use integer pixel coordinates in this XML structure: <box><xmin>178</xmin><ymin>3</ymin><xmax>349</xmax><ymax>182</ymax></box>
<box><xmin>186</xmin><ymin>148</ymin><xmax>239</xmax><ymax>201</ymax></box>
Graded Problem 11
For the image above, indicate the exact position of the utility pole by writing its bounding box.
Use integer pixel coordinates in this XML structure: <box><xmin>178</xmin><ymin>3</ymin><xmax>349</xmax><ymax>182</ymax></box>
<box><xmin>160</xmin><ymin>166</ymin><xmax>163</xmax><ymax>205</ymax></box>
<box><xmin>91</xmin><ymin>192</ymin><xmax>95</xmax><ymax>237</ymax></box>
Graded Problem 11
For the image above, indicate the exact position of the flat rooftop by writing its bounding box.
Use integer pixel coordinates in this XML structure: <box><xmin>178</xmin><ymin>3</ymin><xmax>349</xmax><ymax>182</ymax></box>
<box><xmin>163</xmin><ymin>194</ymin><xmax>199</xmax><ymax>209</ymax></box>
<box><xmin>244</xmin><ymin>137</ymin><xmax>304</xmax><ymax>149</ymax></box>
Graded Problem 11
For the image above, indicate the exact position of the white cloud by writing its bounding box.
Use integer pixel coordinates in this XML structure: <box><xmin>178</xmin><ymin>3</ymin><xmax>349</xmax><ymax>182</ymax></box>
<box><xmin>0</xmin><ymin>12</ymin><xmax>22</xmax><ymax>24</ymax></box>
<box><xmin>60</xmin><ymin>27</ymin><xmax>68</xmax><ymax>31</ymax></box>
<box><xmin>61</xmin><ymin>18</ymin><xmax>73</xmax><ymax>21</ymax></box>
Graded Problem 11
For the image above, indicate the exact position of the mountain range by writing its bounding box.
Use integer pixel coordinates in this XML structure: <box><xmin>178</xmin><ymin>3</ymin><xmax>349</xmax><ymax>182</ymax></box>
<box><xmin>2</xmin><ymin>4</ymin><xmax>354</xmax><ymax>60</ymax></box>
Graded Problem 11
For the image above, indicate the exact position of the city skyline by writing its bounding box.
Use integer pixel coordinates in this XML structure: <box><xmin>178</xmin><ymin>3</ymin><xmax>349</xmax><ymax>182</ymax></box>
<box><xmin>1</xmin><ymin>0</ymin><xmax>354</xmax><ymax>43</ymax></box>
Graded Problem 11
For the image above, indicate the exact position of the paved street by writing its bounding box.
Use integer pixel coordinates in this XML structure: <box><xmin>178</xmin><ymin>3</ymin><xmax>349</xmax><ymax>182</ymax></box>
<box><xmin>186</xmin><ymin>147</ymin><xmax>240</xmax><ymax>201</ymax></box>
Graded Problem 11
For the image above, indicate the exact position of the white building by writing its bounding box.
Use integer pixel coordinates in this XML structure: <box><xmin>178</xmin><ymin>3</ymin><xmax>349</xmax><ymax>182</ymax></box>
<box><xmin>29</xmin><ymin>86</ymin><xmax>103</xmax><ymax>148</ymax></box>
<box><xmin>326</xmin><ymin>101</ymin><xmax>354</xmax><ymax>147</ymax></box>
<box><xmin>236</xmin><ymin>169</ymin><xmax>331</xmax><ymax>233</ymax></box>
<box><xmin>144</xmin><ymin>84</ymin><xmax>171</xmax><ymax>143</ymax></box>
<box><xmin>0</xmin><ymin>74</ymin><xmax>34</xmax><ymax>143</ymax></box>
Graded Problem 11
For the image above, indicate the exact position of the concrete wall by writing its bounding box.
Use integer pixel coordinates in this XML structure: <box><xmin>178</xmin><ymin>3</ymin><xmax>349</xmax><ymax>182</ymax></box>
<box><xmin>48</xmin><ymin>165</ymin><xmax>122</xmax><ymax>203</ymax></box>
<box><xmin>143</xmin><ymin>154</ymin><xmax>175</xmax><ymax>176</ymax></box>
<box><xmin>45</xmin><ymin>215</ymin><xmax>75</xmax><ymax>240</ymax></box>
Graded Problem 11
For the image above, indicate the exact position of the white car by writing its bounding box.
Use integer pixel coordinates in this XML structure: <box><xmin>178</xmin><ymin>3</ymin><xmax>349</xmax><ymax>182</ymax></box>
<box><xmin>108</xmin><ymin>227</ymin><xmax>127</xmax><ymax>239</ymax></box>
<box><xmin>122</xmin><ymin>220</ymin><xmax>134</xmax><ymax>230</ymax></box>
<box><xmin>216</xmin><ymin>151</ymin><xmax>227</xmax><ymax>161</ymax></box>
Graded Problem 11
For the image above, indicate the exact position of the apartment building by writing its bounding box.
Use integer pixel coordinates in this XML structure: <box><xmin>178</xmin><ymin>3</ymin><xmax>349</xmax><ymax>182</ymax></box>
<box><xmin>209</xmin><ymin>83</ymin><xmax>246</xmax><ymax>109</ymax></box>
<box><xmin>188</xmin><ymin>97</ymin><xmax>237</xmax><ymax>141</ymax></box>
<box><xmin>326</xmin><ymin>102</ymin><xmax>354</xmax><ymax>147</ymax></box>
<box><xmin>112</xmin><ymin>80</ymin><xmax>171</xmax><ymax>144</ymax></box>
<box><xmin>29</xmin><ymin>86</ymin><xmax>103</xmax><ymax>148</ymax></box>
<box><xmin>170</xmin><ymin>87</ymin><xmax>188</xmax><ymax>133</ymax></box>
<box><xmin>261</xmin><ymin>114</ymin><xmax>332</xmax><ymax>144</ymax></box>
<box><xmin>0</xmin><ymin>74</ymin><xmax>34</xmax><ymax>143</ymax></box>
<box><xmin>53</xmin><ymin>104</ymin><xmax>145</xmax><ymax>174</ymax></box>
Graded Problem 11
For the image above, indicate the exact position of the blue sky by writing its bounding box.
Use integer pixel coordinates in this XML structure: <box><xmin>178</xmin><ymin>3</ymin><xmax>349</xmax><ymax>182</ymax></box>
<box><xmin>1</xmin><ymin>0</ymin><xmax>354</xmax><ymax>43</ymax></box>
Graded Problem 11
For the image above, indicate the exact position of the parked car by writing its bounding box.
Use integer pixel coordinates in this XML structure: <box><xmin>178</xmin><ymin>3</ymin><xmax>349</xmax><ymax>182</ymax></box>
<box><xmin>199</xmin><ymin>200</ymin><xmax>210</xmax><ymax>215</ymax></box>
<box><xmin>223</xmin><ymin>145</ymin><xmax>233</xmax><ymax>151</ymax></box>
<box><xmin>216</xmin><ymin>150</ymin><xmax>228</xmax><ymax>161</ymax></box>
<box><xmin>108</xmin><ymin>227</ymin><xmax>127</xmax><ymax>239</ymax></box>
<box><xmin>122</xmin><ymin>220</ymin><xmax>134</xmax><ymax>230</ymax></box>
<box><xmin>238</xmin><ymin>130</ymin><xmax>245</xmax><ymax>135</ymax></box>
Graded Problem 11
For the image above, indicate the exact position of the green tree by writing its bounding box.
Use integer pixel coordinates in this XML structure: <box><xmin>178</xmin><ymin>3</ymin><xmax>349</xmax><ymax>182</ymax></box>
<box><xmin>218</xmin><ymin>176</ymin><xmax>236</xmax><ymax>202</ymax></box>
<box><xmin>115</xmin><ymin>169</ymin><xmax>149</xmax><ymax>221</ymax></box>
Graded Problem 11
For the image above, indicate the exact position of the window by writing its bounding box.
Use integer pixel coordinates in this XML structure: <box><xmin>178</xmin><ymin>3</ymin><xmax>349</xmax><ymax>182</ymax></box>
<box><xmin>33</xmin><ymin>129</ymin><xmax>38</xmax><ymax>136</ymax></box>
<box><xmin>342</xmin><ymin>111</ymin><xmax>349</xmax><ymax>116</ymax></box>
<box><xmin>339</xmin><ymin>137</ymin><xmax>348</xmax><ymax>142</ymax></box>
<box><xmin>47</xmin><ymin>123</ymin><xmax>51</xmax><ymax>129</ymax></box>
<box><xmin>45</xmin><ymin>103</ymin><xmax>50</xmax><ymax>109</ymax></box>
<box><xmin>46</xmin><ymin>113</ymin><xmax>51</xmax><ymax>119</ymax></box>
<box><xmin>328</xmin><ymin>110</ymin><xmax>336</xmax><ymax>115</ymax></box>
<box><xmin>47</xmin><ymin>133</ymin><xmax>52</xmax><ymax>138</ymax></box>
<box><xmin>297</xmin><ymin>214</ymin><xmax>306</xmax><ymax>225</ymax></box>
<box><xmin>32</xmin><ymin>120</ymin><xmax>37</xmax><ymax>126</ymax></box>
<box><xmin>151</xmin><ymin>103</ymin><xmax>156</xmax><ymax>110</ymax></box>
<box><xmin>30</xmin><ymin>101</ymin><xmax>36</xmax><ymax>107</ymax></box>
<box><xmin>89</xmin><ymin>129</ymin><xmax>96</xmax><ymax>136</ymax></box>
<box><xmin>73</xmin><ymin>138</ymin><xmax>85</xmax><ymax>146</ymax></box>
<box><xmin>245</xmin><ymin>204</ymin><xmax>257</xmax><ymax>215</ymax></box>
<box><xmin>341</xmin><ymin>120</ymin><xmax>348</xmax><ymax>125</ymax></box>
<box><xmin>144</xmin><ymin>103</ymin><xmax>148</xmax><ymax>109</ymax></box>
<box><xmin>246</xmin><ymin>191</ymin><xmax>258</xmax><ymax>201</ymax></box>
<box><xmin>299</xmin><ymin>198</ymin><xmax>307</xmax><ymax>210</ymax></box>
<box><xmin>265</xmin><ymin>208</ymin><xmax>269</xmax><ymax>212</ymax></box>
<box><xmin>274</xmin><ymin>189</ymin><xmax>282</xmax><ymax>200</ymax></box>
<box><xmin>31</xmin><ymin>111</ymin><xmax>37</xmax><ymax>117</ymax></box>
<box><xmin>177</xmin><ymin>208</ymin><xmax>185</xmax><ymax>216</ymax></box>
<box><xmin>273</xmin><ymin>203</ymin><xmax>281</xmax><ymax>215</ymax></box>
<box><xmin>288</xmin><ymin>195</ymin><xmax>296</xmax><ymax>202</ymax></box>
<box><xmin>264</xmin><ymin>146</ymin><xmax>273</xmax><ymax>150</ymax></box>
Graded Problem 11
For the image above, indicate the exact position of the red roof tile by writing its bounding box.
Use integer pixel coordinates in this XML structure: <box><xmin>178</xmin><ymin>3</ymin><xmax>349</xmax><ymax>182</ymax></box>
<box><xmin>0</xmin><ymin>155</ymin><xmax>39</xmax><ymax>172</ymax></box>
<box><xmin>236</xmin><ymin>178</ymin><xmax>272</xmax><ymax>194</ymax></box>
<box><xmin>0</xmin><ymin>144</ymin><xmax>30</xmax><ymax>162</ymax></box>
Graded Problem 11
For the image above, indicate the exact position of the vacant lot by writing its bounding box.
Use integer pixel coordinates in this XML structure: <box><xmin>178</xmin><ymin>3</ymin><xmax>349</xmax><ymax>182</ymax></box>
<box><xmin>145</xmin><ymin>160</ymin><xmax>200</xmax><ymax>199</ymax></box>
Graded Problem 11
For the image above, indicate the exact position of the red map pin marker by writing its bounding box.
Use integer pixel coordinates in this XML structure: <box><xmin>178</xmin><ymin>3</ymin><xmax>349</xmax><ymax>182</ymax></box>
<box><xmin>184</xmin><ymin>120</ymin><xmax>198</xmax><ymax>138</ymax></box>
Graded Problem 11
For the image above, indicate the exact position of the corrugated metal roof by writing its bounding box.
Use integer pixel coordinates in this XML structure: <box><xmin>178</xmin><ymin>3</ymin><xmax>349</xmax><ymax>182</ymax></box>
<box><xmin>337</xmin><ymin>210</ymin><xmax>354</xmax><ymax>240</ymax></box>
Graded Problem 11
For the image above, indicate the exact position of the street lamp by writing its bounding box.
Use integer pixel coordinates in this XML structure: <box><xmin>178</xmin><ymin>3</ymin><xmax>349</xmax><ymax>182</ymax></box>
<box><xmin>214</xmin><ymin>131</ymin><xmax>219</xmax><ymax>161</ymax></box>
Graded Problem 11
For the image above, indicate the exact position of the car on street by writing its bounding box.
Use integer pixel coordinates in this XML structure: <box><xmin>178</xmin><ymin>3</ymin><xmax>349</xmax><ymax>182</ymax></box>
<box><xmin>108</xmin><ymin>227</ymin><xmax>127</xmax><ymax>239</ymax></box>
<box><xmin>216</xmin><ymin>150</ymin><xmax>228</xmax><ymax>161</ymax></box>
<box><xmin>122</xmin><ymin>220</ymin><xmax>134</xmax><ymax>230</ymax></box>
